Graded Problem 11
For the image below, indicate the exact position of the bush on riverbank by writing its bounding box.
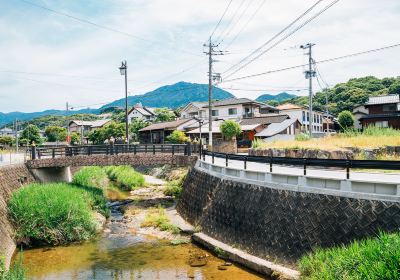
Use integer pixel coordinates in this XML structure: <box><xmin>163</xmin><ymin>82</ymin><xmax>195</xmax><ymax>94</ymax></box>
<box><xmin>8</xmin><ymin>183</ymin><xmax>100</xmax><ymax>246</ymax></box>
<box><xmin>299</xmin><ymin>232</ymin><xmax>400</xmax><ymax>280</ymax></box>
<box><xmin>105</xmin><ymin>166</ymin><xmax>145</xmax><ymax>191</ymax></box>
<box><xmin>163</xmin><ymin>173</ymin><xmax>187</xmax><ymax>198</ymax></box>
<box><xmin>73</xmin><ymin>167</ymin><xmax>108</xmax><ymax>189</ymax></box>
<box><xmin>141</xmin><ymin>206</ymin><xmax>179</xmax><ymax>233</ymax></box>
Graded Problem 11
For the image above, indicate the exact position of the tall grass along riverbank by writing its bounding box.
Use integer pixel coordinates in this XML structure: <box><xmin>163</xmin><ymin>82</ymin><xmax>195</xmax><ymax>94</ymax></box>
<box><xmin>299</xmin><ymin>232</ymin><xmax>400</xmax><ymax>280</ymax></box>
<box><xmin>8</xmin><ymin>183</ymin><xmax>107</xmax><ymax>246</ymax></box>
<box><xmin>105</xmin><ymin>166</ymin><xmax>145</xmax><ymax>191</ymax></box>
<box><xmin>0</xmin><ymin>255</ymin><xmax>25</xmax><ymax>280</ymax></box>
<box><xmin>255</xmin><ymin>127</ymin><xmax>400</xmax><ymax>151</ymax></box>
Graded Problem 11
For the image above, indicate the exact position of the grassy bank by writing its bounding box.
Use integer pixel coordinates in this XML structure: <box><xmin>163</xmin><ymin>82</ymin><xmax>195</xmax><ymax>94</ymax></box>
<box><xmin>73</xmin><ymin>166</ymin><xmax>108</xmax><ymax>189</ymax></box>
<box><xmin>105</xmin><ymin>166</ymin><xmax>145</xmax><ymax>191</ymax></box>
<box><xmin>299</xmin><ymin>232</ymin><xmax>400</xmax><ymax>280</ymax></box>
<box><xmin>0</xmin><ymin>256</ymin><xmax>25</xmax><ymax>280</ymax></box>
<box><xmin>140</xmin><ymin>206</ymin><xmax>180</xmax><ymax>233</ymax></box>
<box><xmin>256</xmin><ymin>127</ymin><xmax>400</xmax><ymax>151</ymax></box>
<box><xmin>8</xmin><ymin>183</ymin><xmax>107</xmax><ymax>246</ymax></box>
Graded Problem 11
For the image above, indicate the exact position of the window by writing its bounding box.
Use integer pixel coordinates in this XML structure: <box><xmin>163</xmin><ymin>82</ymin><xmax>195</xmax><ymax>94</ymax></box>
<box><xmin>212</xmin><ymin>110</ymin><xmax>219</xmax><ymax>117</ymax></box>
<box><xmin>302</xmin><ymin>111</ymin><xmax>305</xmax><ymax>122</ymax></box>
<box><xmin>228</xmin><ymin>108</ymin><xmax>237</xmax><ymax>115</ymax></box>
<box><xmin>307</xmin><ymin>112</ymin><xmax>310</xmax><ymax>122</ymax></box>
<box><xmin>375</xmin><ymin>121</ymin><xmax>389</xmax><ymax>128</ymax></box>
<box><xmin>383</xmin><ymin>104</ymin><xmax>396</xmax><ymax>112</ymax></box>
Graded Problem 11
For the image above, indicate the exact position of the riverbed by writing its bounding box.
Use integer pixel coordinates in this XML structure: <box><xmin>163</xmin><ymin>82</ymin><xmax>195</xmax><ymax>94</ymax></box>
<box><xmin>13</xmin><ymin>174</ymin><xmax>264</xmax><ymax>280</ymax></box>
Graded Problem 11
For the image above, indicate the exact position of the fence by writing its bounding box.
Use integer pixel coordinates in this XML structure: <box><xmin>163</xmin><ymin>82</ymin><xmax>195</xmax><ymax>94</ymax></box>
<box><xmin>202</xmin><ymin>150</ymin><xmax>400</xmax><ymax>179</ymax></box>
<box><xmin>29</xmin><ymin>143</ymin><xmax>199</xmax><ymax>160</ymax></box>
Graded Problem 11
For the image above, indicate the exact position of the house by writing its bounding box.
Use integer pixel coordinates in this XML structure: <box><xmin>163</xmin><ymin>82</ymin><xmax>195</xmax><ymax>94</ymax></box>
<box><xmin>0</xmin><ymin>127</ymin><xmax>14</xmax><ymax>137</ymax></box>
<box><xmin>179</xmin><ymin>98</ymin><xmax>279</xmax><ymax>121</ymax></box>
<box><xmin>352</xmin><ymin>105</ymin><xmax>369</xmax><ymax>129</ymax></box>
<box><xmin>139</xmin><ymin>118</ymin><xmax>197</xmax><ymax>144</ymax></box>
<box><xmin>128</xmin><ymin>103</ymin><xmax>157</xmax><ymax>123</ymax></box>
<box><xmin>187</xmin><ymin>114</ymin><xmax>300</xmax><ymax>147</ymax></box>
<box><xmin>358</xmin><ymin>95</ymin><xmax>400</xmax><ymax>129</ymax></box>
<box><xmin>276</xmin><ymin>103</ymin><xmax>325</xmax><ymax>133</ymax></box>
<box><xmin>68</xmin><ymin>119</ymin><xmax>111</xmax><ymax>135</ymax></box>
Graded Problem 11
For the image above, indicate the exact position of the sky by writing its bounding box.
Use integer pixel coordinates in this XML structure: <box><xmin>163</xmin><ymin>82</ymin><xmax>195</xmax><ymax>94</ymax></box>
<box><xmin>0</xmin><ymin>0</ymin><xmax>399</xmax><ymax>113</ymax></box>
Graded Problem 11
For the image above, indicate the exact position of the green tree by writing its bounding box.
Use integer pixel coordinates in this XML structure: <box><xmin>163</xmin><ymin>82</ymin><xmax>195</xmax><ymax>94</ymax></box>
<box><xmin>338</xmin><ymin>110</ymin><xmax>355</xmax><ymax>130</ymax></box>
<box><xmin>129</xmin><ymin>118</ymin><xmax>149</xmax><ymax>142</ymax></box>
<box><xmin>88</xmin><ymin>129</ymin><xmax>105</xmax><ymax>145</ymax></box>
<box><xmin>155</xmin><ymin>108</ymin><xmax>175</xmax><ymax>122</ymax></box>
<box><xmin>44</xmin><ymin>126</ymin><xmax>67</xmax><ymax>142</ymax></box>
<box><xmin>88</xmin><ymin>122</ymin><xmax>125</xmax><ymax>144</ymax></box>
<box><xmin>166</xmin><ymin>130</ymin><xmax>190</xmax><ymax>143</ymax></box>
<box><xmin>21</xmin><ymin>124</ymin><xmax>42</xmax><ymax>144</ymax></box>
<box><xmin>388</xmin><ymin>82</ymin><xmax>400</xmax><ymax>95</ymax></box>
<box><xmin>112</xmin><ymin>111</ymin><xmax>126</xmax><ymax>123</ymax></box>
<box><xmin>70</xmin><ymin>132</ymin><xmax>81</xmax><ymax>145</ymax></box>
<box><xmin>0</xmin><ymin>136</ymin><xmax>13</xmax><ymax>146</ymax></box>
<box><xmin>220</xmin><ymin>120</ymin><xmax>242</xmax><ymax>140</ymax></box>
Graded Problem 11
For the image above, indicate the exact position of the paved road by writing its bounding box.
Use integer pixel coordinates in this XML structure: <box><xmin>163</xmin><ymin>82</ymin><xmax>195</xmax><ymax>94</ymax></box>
<box><xmin>203</xmin><ymin>155</ymin><xmax>400</xmax><ymax>184</ymax></box>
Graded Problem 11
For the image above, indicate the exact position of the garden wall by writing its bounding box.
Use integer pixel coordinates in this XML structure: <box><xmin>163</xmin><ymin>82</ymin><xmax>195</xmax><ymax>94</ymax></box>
<box><xmin>0</xmin><ymin>164</ymin><xmax>36</xmax><ymax>267</ymax></box>
<box><xmin>177</xmin><ymin>167</ymin><xmax>400</xmax><ymax>266</ymax></box>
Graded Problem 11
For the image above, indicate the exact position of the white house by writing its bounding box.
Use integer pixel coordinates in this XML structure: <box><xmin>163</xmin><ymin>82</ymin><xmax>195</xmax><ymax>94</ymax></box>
<box><xmin>180</xmin><ymin>98</ymin><xmax>279</xmax><ymax>121</ymax></box>
<box><xmin>69</xmin><ymin>119</ymin><xmax>111</xmax><ymax>135</ymax></box>
<box><xmin>0</xmin><ymin>127</ymin><xmax>14</xmax><ymax>137</ymax></box>
<box><xmin>128</xmin><ymin>103</ymin><xmax>157</xmax><ymax>123</ymax></box>
<box><xmin>276</xmin><ymin>103</ymin><xmax>325</xmax><ymax>133</ymax></box>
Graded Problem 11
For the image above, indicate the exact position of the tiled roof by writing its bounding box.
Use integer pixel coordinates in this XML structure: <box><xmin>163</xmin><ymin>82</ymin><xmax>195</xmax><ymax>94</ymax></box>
<box><xmin>366</xmin><ymin>95</ymin><xmax>400</xmax><ymax>105</ymax></box>
<box><xmin>70</xmin><ymin>119</ymin><xmax>111</xmax><ymax>128</ymax></box>
<box><xmin>239</xmin><ymin>114</ymin><xmax>289</xmax><ymax>126</ymax></box>
<box><xmin>139</xmin><ymin>119</ymin><xmax>190</xmax><ymax>131</ymax></box>
<box><xmin>202</xmin><ymin>98</ymin><xmax>276</xmax><ymax>110</ymax></box>
<box><xmin>276</xmin><ymin>103</ymin><xmax>304</xmax><ymax>110</ymax></box>
<box><xmin>255</xmin><ymin>118</ymin><xmax>297</xmax><ymax>137</ymax></box>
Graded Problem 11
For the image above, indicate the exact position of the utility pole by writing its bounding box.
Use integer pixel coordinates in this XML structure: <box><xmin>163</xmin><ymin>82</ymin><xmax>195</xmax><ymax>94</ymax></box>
<box><xmin>204</xmin><ymin>37</ymin><xmax>223</xmax><ymax>150</ymax></box>
<box><xmin>66</xmin><ymin>102</ymin><xmax>70</xmax><ymax>144</ymax></box>
<box><xmin>14</xmin><ymin>119</ymin><xmax>19</xmax><ymax>153</ymax></box>
<box><xmin>119</xmin><ymin>61</ymin><xmax>129</xmax><ymax>144</ymax></box>
<box><xmin>301</xmin><ymin>43</ymin><xmax>316</xmax><ymax>138</ymax></box>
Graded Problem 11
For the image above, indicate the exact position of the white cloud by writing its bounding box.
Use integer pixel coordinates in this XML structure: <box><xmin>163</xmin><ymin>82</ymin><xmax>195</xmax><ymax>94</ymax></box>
<box><xmin>0</xmin><ymin>0</ymin><xmax>399</xmax><ymax>112</ymax></box>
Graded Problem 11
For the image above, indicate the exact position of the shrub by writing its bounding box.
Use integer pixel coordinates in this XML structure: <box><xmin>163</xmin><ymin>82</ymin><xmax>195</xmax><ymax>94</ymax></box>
<box><xmin>251</xmin><ymin>138</ymin><xmax>263</xmax><ymax>149</ymax></box>
<box><xmin>163</xmin><ymin>173</ymin><xmax>186</xmax><ymax>198</ymax></box>
<box><xmin>299</xmin><ymin>232</ymin><xmax>400</xmax><ymax>280</ymax></box>
<box><xmin>220</xmin><ymin>120</ymin><xmax>242</xmax><ymax>140</ymax></box>
<box><xmin>295</xmin><ymin>133</ymin><xmax>311</xmax><ymax>141</ymax></box>
<box><xmin>8</xmin><ymin>183</ymin><xmax>99</xmax><ymax>246</ymax></box>
<box><xmin>73</xmin><ymin>167</ymin><xmax>108</xmax><ymax>189</ymax></box>
<box><xmin>338</xmin><ymin>110</ymin><xmax>354</xmax><ymax>130</ymax></box>
<box><xmin>0</xmin><ymin>255</ymin><xmax>25</xmax><ymax>280</ymax></box>
<box><xmin>140</xmin><ymin>206</ymin><xmax>180</xmax><ymax>233</ymax></box>
<box><xmin>166</xmin><ymin>130</ymin><xmax>190</xmax><ymax>144</ymax></box>
<box><xmin>105</xmin><ymin>166</ymin><xmax>145</xmax><ymax>191</ymax></box>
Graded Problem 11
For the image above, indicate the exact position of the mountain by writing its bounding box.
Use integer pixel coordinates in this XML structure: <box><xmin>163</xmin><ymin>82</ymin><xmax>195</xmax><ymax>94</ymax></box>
<box><xmin>0</xmin><ymin>108</ymin><xmax>98</xmax><ymax>128</ymax></box>
<box><xmin>256</xmin><ymin>92</ymin><xmax>297</xmax><ymax>102</ymax></box>
<box><xmin>101</xmin><ymin>81</ymin><xmax>234</xmax><ymax>109</ymax></box>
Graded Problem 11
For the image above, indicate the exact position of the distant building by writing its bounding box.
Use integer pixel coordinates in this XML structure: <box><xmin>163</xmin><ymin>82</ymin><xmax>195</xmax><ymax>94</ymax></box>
<box><xmin>0</xmin><ymin>127</ymin><xmax>14</xmax><ymax>137</ymax></box>
<box><xmin>352</xmin><ymin>105</ymin><xmax>369</xmax><ymax>130</ymax></box>
<box><xmin>139</xmin><ymin>119</ymin><xmax>197</xmax><ymax>144</ymax></box>
<box><xmin>179</xmin><ymin>98</ymin><xmax>279</xmax><ymax>121</ymax></box>
<box><xmin>357</xmin><ymin>95</ymin><xmax>400</xmax><ymax>129</ymax></box>
<box><xmin>68</xmin><ymin>119</ymin><xmax>111</xmax><ymax>135</ymax></box>
<box><xmin>276</xmin><ymin>103</ymin><xmax>325</xmax><ymax>133</ymax></box>
<box><xmin>128</xmin><ymin>103</ymin><xmax>157</xmax><ymax>123</ymax></box>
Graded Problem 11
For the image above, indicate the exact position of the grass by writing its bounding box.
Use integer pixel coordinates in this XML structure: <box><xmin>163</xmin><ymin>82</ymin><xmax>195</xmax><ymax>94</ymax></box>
<box><xmin>0</xmin><ymin>255</ymin><xmax>25</xmax><ymax>280</ymax></box>
<box><xmin>258</xmin><ymin>127</ymin><xmax>400</xmax><ymax>151</ymax></box>
<box><xmin>72</xmin><ymin>166</ymin><xmax>108</xmax><ymax>189</ymax></box>
<box><xmin>140</xmin><ymin>205</ymin><xmax>180</xmax><ymax>234</ymax></box>
<box><xmin>299</xmin><ymin>232</ymin><xmax>400</xmax><ymax>280</ymax></box>
<box><xmin>163</xmin><ymin>172</ymin><xmax>186</xmax><ymax>198</ymax></box>
<box><xmin>105</xmin><ymin>166</ymin><xmax>145</xmax><ymax>191</ymax></box>
<box><xmin>8</xmin><ymin>183</ymin><xmax>102</xmax><ymax>246</ymax></box>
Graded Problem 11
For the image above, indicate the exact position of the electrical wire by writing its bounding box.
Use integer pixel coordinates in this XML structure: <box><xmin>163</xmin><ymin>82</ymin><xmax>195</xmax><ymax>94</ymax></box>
<box><xmin>209</xmin><ymin>0</ymin><xmax>234</xmax><ymax>39</ymax></box>
<box><xmin>214</xmin><ymin>0</ymin><xmax>247</xmax><ymax>44</ymax></box>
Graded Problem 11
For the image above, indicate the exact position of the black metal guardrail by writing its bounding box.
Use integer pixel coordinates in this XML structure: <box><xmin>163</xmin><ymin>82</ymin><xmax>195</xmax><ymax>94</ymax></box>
<box><xmin>29</xmin><ymin>143</ymin><xmax>200</xmax><ymax>160</ymax></box>
<box><xmin>202</xmin><ymin>150</ymin><xmax>400</xmax><ymax>179</ymax></box>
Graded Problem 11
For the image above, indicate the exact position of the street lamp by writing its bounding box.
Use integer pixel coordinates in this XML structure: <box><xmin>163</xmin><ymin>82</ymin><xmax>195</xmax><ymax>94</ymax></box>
<box><xmin>193</xmin><ymin>117</ymin><xmax>204</xmax><ymax>154</ymax></box>
<box><xmin>119</xmin><ymin>61</ymin><xmax>129</xmax><ymax>144</ymax></box>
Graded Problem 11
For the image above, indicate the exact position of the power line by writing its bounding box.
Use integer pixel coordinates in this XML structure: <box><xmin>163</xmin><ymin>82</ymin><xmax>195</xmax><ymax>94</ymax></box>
<box><xmin>209</xmin><ymin>0</ymin><xmax>234</xmax><ymax>39</ymax></box>
<box><xmin>221</xmin><ymin>0</ymin><xmax>324</xmax><ymax>76</ymax></box>
<box><xmin>214</xmin><ymin>0</ymin><xmax>247</xmax><ymax>44</ymax></box>
<box><xmin>224</xmin><ymin>0</ymin><xmax>340</xmax><ymax>80</ymax></box>
<box><xmin>19</xmin><ymin>0</ymin><xmax>202</xmax><ymax>57</ymax></box>
<box><xmin>220</xmin><ymin>86</ymin><xmax>306</xmax><ymax>92</ymax></box>
<box><xmin>224</xmin><ymin>0</ymin><xmax>268</xmax><ymax>49</ymax></box>
<box><xmin>221</xmin><ymin>42</ymin><xmax>400</xmax><ymax>83</ymax></box>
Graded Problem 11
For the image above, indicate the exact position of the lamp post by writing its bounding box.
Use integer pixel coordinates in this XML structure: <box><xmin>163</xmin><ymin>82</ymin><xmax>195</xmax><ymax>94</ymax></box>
<box><xmin>119</xmin><ymin>61</ymin><xmax>129</xmax><ymax>144</ymax></box>
<box><xmin>193</xmin><ymin>117</ymin><xmax>204</xmax><ymax>154</ymax></box>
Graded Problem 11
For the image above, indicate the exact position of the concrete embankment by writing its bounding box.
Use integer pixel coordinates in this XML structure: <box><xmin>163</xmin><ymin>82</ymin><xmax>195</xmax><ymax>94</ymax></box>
<box><xmin>0</xmin><ymin>164</ymin><xmax>36</xmax><ymax>267</ymax></box>
<box><xmin>177</xmin><ymin>165</ymin><xmax>400</xmax><ymax>273</ymax></box>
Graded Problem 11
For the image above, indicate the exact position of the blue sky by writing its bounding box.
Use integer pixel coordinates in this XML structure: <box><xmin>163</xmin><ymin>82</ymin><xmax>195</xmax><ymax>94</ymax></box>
<box><xmin>0</xmin><ymin>0</ymin><xmax>400</xmax><ymax>112</ymax></box>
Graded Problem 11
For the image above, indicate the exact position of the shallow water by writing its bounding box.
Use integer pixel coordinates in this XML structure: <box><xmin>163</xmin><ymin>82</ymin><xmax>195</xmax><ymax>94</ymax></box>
<box><xmin>13</xmin><ymin>180</ymin><xmax>264</xmax><ymax>280</ymax></box>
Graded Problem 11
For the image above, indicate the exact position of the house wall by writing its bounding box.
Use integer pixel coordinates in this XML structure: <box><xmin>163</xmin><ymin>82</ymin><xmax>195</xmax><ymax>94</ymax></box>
<box><xmin>361</xmin><ymin>117</ymin><xmax>400</xmax><ymax>129</ymax></box>
<box><xmin>368</xmin><ymin>104</ymin><xmax>398</xmax><ymax>114</ymax></box>
<box><xmin>128</xmin><ymin>109</ymin><xmax>154</xmax><ymax>124</ymax></box>
<box><xmin>281</xmin><ymin>109</ymin><xmax>324</xmax><ymax>132</ymax></box>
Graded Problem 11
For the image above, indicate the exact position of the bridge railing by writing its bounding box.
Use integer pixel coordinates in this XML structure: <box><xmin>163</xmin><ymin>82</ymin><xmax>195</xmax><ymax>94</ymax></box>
<box><xmin>201</xmin><ymin>150</ymin><xmax>400</xmax><ymax>179</ymax></box>
<box><xmin>29</xmin><ymin>143</ymin><xmax>199</xmax><ymax>160</ymax></box>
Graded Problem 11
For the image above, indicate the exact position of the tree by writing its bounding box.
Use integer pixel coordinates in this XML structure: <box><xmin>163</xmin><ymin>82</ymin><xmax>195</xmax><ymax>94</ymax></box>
<box><xmin>338</xmin><ymin>110</ymin><xmax>354</xmax><ymax>130</ymax></box>
<box><xmin>155</xmin><ymin>108</ymin><xmax>175</xmax><ymax>122</ymax></box>
<box><xmin>88</xmin><ymin>122</ymin><xmax>125</xmax><ymax>144</ymax></box>
<box><xmin>166</xmin><ymin>130</ymin><xmax>190</xmax><ymax>143</ymax></box>
<box><xmin>0</xmin><ymin>136</ymin><xmax>13</xmax><ymax>146</ymax></box>
<box><xmin>70</xmin><ymin>132</ymin><xmax>81</xmax><ymax>145</ymax></box>
<box><xmin>44</xmin><ymin>126</ymin><xmax>67</xmax><ymax>142</ymax></box>
<box><xmin>21</xmin><ymin>124</ymin><xmax>42</xmax><ymax>144</ymax></box>
<box><xmin>129</xmin><ymin>118</ymin><xmax>149</xmax><ymax>142</ymax></box>
<box><xmin>388</xmin><ymin>82</ymin><xmax>400</xmax><ymax>95</ymax></box>
<box><xmin>220</xmin><ymin>120</ymin><xmax>242</xmax><ymax>140</ymax></box>
<box><xmin>112</xmin><ymin>111</ymin><xmax>126</xmax><ymax>123</ymax></box>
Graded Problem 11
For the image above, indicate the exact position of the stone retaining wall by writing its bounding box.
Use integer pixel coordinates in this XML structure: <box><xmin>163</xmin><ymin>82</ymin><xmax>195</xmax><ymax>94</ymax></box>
<box><xmin>177</xmin><ymin>167</ymin><xmax>400</xmax><ymax>266</ymax></box>
<box><xmin>0</xmin><ymin>164</ymin><xmax>36</xmax><ymax>267</ymax></box>
<box><xmin>27</xmin><ymin>154</ymin><xmax>198</xmax><ymax>169</ymax></box>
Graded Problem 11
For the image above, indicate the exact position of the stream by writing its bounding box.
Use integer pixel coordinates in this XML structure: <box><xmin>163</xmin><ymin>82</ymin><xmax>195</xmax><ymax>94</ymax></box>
<box><xmin>12</xmin><ymin>175</ymin><xmax>264</xmax><ymax>280</ymax></box>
